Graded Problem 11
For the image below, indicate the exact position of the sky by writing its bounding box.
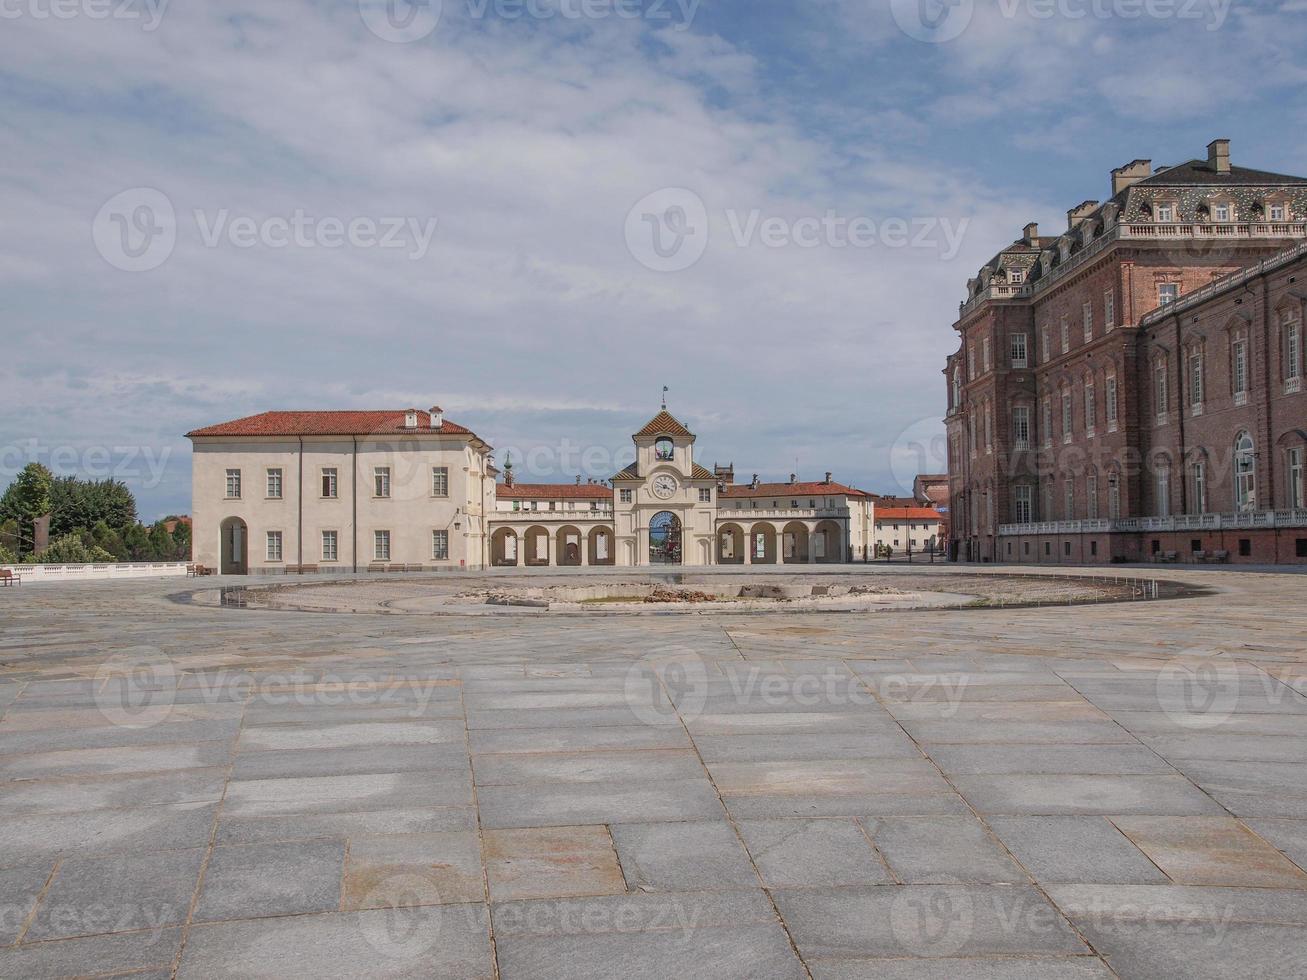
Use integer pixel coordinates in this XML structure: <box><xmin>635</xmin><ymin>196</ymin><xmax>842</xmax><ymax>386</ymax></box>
<box><xmin>4</xmin><ymin>0</ymin><xmax>1307</xmax><ymax>520</ymax></box>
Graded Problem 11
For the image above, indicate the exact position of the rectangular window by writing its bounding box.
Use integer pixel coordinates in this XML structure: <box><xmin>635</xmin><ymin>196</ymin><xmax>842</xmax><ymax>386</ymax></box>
<box><xmin>1158</xmin><ymin>283</ymin><xmax>1179</xmax><ymax>306</ymax></box>
<box><xmin>1106</xmin><ymin>376</ymin><xmax>1119</xmax><ymax>425</ymax></box>
<box><xmin>321</xmin><ymin>530</ymin><xmax>338</xmax><ymax>562</ymax></box>
<box><xmin>1010</xmin><ymin>333</ymin><xmax>1028</xmax><ymax>368</ymax></box>
<box><xmin>1009</xmin><ymin>269</ymin><xmax>1024</xmax><ymax>284</ymax></box>
<box><xmin>265</xmin><ymin>530</ymin><xmax>282</xmax><ymax>562</ymax></box>
<box><xmin>1190</xmin><ymin>353</ymin><xmax>1204</xmax><ymax>408</ymax></box>
<box><xmin>225</xmin><ymin>469</ymin><xmax>241</xmax><ymax>499</ymax></box>
<box><xmin>984</xmin><ymin>406</ymin><xmax>993</xmax><ymax>453</ymax></box>
<box><xmin>1104</xmin><ymin>290</ymin><xmax>1115</xmax><ymax>331</ymax></box>
<box><xmin>1290</xmin><ymin>448</ymin><xmax>1305</xmax><ymax>510</ymax></box>
<box><xmin>432</xmin><ymin>530</ymin><xmax>449</xmax><ymax>560</ymax></box>
<box><xmin>1064</xmin><ymin>482</ymin><xmax>1075</xmax><ymax>520</ymax></box>
<box><xmin>1087</xmin><ymin>474</ymin><xmax>1099</xmax><ymax>519</ymax></box>
<box><xmin>1156</xmin><ymin>468</ymin><xmax>1170</xmax><ymax>518</ymax></box>
<box><xmin>1060</xmin><ymin>315</ymin><xmax>1070</xmax><ymax>354</ymax></box>
<box><xmin>982</xmin><ymin>337</ymin><xmax>992</xmax><ymax>372</ymax></box>
<box><xmin>1062</xmin><ymin>392</ymin><xmax>1073</xmax><ymax>442</ymax></box>
<box><xmin>1083</xmin><ymin>302</ymin><xmax>1093</xmax><ymax>342</ymax></box>
<box><xmin>1012</xmin><ymin>406</ymin><xmax>1031</xmax><ymax>450</ymax></box>
<box><xmin>1155</xmin><ymin>365</ymin><xmax>1168</xmax><ymax>422</ymax></box>
<box><xmin>1233</xmin><ymin>339</ymin><xmax>1249</xmax><ymax>396</ymax></box>
<box><xmin>1287</xmin><ymin>321</ymin><xmax>1302</xmax><ymax>382</ymax></box>
<box><xmin>1042</xmin><ymin>327</ymin><xmax>1050</xmax><ymax>362</ymax></box>
<box><xmin>968</xmin><ymin>344</ymin><xmax>976</xmax><ymax>378</ymax></box>
<box><xmin>1192</xmin><ymin>462</ymin><xmax>1208</xmax><ymax>514</ymax></box>
<box><xmin>374</xmin><ymin>467</ymin><xmax>391</xmax><ymax>498</ymax></box>
<box><xmin>1084</xmin><ymin>384</ymin><xmax>1095</xmax><ymax>433</ymax></box>
<box><xmin>1042</xmin><ymin>397</ymin><xmax>1052</xmax><ymax>447</ymax></box>
<box><xmin>1015</xmin><ymin>486</ymin><xmax>1033</xmax><ymax>524</ymax></box>
<box><xmin>373</xmin><ymin>530</ymin><xmax>391</xmax><ymax>561</ymax></box>
<box><xmin>620</xmin><ymin>488</ymin><xmax>633</xmax><ymax>503</ymax></box>
<box><xmin>322</xmin><ymin>468</ymin><xmax>338</xmax><ymax>498</ymax></box>
<box><xmin>1271</xmin><ymin>204</ymin><xmax>1287</xmax><ymax>222</ymax></box>
<box><xmin>431</xmin><ymin>466</ymin><xmax>449</xmax><ymax>498</ymax></box>
<box><xmin>266</xmin><ymin>468</ymin><xmax>283</xmax><ymax>499</ymax></box>
<box><xmin>1157</xmin><ymin>203</ymin><xmax>1176</xmax><ymax>223</ymax></box>
<box><xmin>1213</xmin><ymin>203</ymin><xmax>1231</xmax><ymax>223</ymax></box>
<box><xmin>699</xmin><ymin>488</ymin><xmax>712</xmax><ymax>503</ymax></box>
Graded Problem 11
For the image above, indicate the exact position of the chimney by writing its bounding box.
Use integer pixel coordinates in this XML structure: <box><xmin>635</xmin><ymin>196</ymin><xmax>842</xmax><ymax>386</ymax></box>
<box><xmin>1022</xmin><ymin>222</ymin><xmax>1039</xmax><ymax>246</ymax></box>
<box><xmin>575</xmin><ymin>475</ymin><xmax>581</xmax><ymax>485</ymax></box>
<box><xmin>1111</xmin><ymin>159</ymin><xmax>1152</xmax><ymax>196</ymax></box>
<box><xmin>824</xmin><ymin>472</ymin><xmax>832</xmax><ymax>484</ymax></box>
<box><xmin>429</xmin><ymin>406</ymin><xmax>444</xmax><ymax>429</ymax></box>
<box><xmin>1207</xmin><ymin>138</ymin><xmax>1231</xmax><ymax>175</ymax></box>
<box><xmin>404</xmin><ymin>409</ymin><xmax>418</xmax><ymax>429</ymax></box>
<box><xmin>751</xmin><ymin>474</ymin><xmax>760</xmax><ymax>490</ymax></box>
<box><xmin>1067</xmin><ymin>201</ymin><xmax>1099</xmax><ymax>231</ymax></box>
<box><xmin>789</xmin><ymin>473</ymin><xmax>797</xmax><ymax>484</ymax></box>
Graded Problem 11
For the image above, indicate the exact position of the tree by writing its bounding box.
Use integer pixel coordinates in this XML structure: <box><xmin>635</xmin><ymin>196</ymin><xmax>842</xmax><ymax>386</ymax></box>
<box><xmin>48</xmin><ymin>476</ymin><xmax>137</xmax><ymax>537</ymax></box>
<box><xmin>170</xmin><ymin>521</ymin><xmax>192</xmax><ymax>560</ymax></box>
<box><xmin>90</xmin><ymin>520</ymin><xmax>128</xmax><ymax>561</ymax></box>
<box><xmin>120</xmin><ymin>522</ymin><xmax>150</xmax><ymax>561</ymax></box>
<box><xmin>23</xmin><ymin>533</ymin><xmax>116</xmax><ymax>565</ymax></box>
<box><xmin>0</xmin><ymin>463</ymin><xmax>53</xmax><ymax>557</ymax></box>
<box><xmin>147</xmin><ymin>521</ymin><xmax>174</xmax><ymax>561</ymax></box>
<box><xmin>0</xmin><ymin>541</ymin><xmax>14</xmax><ymax>565</ymax></box>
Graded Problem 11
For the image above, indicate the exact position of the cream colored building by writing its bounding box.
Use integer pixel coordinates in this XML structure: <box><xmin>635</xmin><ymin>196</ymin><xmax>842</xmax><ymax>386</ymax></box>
<box><xmin>873</xmin><ymin>507</ymin><xmax>944</xmax><ymax>557</ymax></box>
<box><xmin>188</xmin><ymin>407</ymin><xmax>900</xmax><ymax>571</ymax></box>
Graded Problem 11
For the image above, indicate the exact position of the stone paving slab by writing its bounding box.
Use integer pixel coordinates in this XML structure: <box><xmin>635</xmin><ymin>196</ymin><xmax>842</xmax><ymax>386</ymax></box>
<box><xmin>4</xmin><ymin>566</ymin><xmax>1307</xmax><ymax>977</ymax></box>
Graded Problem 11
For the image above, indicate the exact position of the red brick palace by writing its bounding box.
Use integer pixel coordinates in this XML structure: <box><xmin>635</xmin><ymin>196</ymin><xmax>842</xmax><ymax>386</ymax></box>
<box><xmin>946</xmin><ymin>140</ymin><xmax>1307</xmax><ymax>565</ymax></box>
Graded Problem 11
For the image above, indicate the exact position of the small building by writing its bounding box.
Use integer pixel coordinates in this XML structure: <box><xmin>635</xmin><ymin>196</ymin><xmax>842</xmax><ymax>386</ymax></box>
<box><xmin>873</xmin><ymin>507</ymin><xmax>944</xmax><ymax>556</ymax></box>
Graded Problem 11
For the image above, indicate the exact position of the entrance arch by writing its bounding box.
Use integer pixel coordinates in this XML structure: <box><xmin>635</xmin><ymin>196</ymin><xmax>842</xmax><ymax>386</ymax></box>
<box><xmin>649</xmin><ymin>512</ymin><xmax>682</xmax><ymax>565</ymax></box>
<box><xmin>782</xmin><ymin>521</ymin><xmax>809</xmax><ymax>563</ymax></box>
<box><xmin>219</xmin><ymin>517</ymin><xmax>248</xmax><ymax>575</ymax></box>
<box><xmin>491</xmin><ymin>527</ymin><xmax>519</xmax><ymax>566</ymax></box>
<box><xmin>749</xmin><ymin>523</ymin><xmax>777</xmax><ymax>564</ymax></box>
<box><xmin>588</xmin><ymin>527</ymin><xmax>614</xmax><ymax>566</ymax></box>
<box><xmin>813</xmin><ymin>520</ymin><xmax>844</xmax><ymax>563</ymax></box>
<box><xmin>524</xmin><ymin>526</ymin><xmax>551</xmax><ymax>567</ymax></box>
<box><xmin>718</xmin><ymin>523</ymin><xmax>745</xmax><ymax>564</ymax></box>
<box><xmin>557</xmin><ymin>526</ymin><xmax>583</xmax><ymax>566</ymax></box>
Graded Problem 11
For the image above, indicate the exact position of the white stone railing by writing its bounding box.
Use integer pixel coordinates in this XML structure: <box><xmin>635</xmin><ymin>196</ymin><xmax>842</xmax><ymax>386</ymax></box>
<box><xmin>0</xmin><ymin>562</ymin><xmax>191</xmax><ymax>583</ymax></box>
<box><xmin>716</xmin><ymin>508</ymin><xmax>849</xmax><ymax>520</ymax></box>
<box><xmin>998</xmin><ymin>510</ymin><xmax>1307</xmax><ymax>536</ymax></box>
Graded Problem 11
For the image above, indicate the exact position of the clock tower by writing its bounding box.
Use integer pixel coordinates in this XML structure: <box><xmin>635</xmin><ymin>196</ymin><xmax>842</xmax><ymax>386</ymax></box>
<box><xmin>612</xmin><ymin>409</ymin><xmax>718</xmax><ymax>566</ymax></box>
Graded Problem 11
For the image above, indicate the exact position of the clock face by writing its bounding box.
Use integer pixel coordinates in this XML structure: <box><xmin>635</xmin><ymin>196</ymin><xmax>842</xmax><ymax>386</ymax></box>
<box><xmin>652</xmin><ymin>475</ymin><xmax>678</xmax><ymax>499</ymax></box>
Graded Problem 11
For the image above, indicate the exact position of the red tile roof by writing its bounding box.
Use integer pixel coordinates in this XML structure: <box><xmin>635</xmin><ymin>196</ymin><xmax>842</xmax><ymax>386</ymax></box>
<box><xmin>497</xmin><ymin>483</ymin><xmax>613</xmax><ymax>500</ymax></box>
<box><xmin>875</xmin><ymin>507</ymin><xmax>943</xmax><ymax>521</ymax></box>
<box><xmin>186</xmin><ymin>410</ymin><xmax>481</xmax><ymax>441</ymax></box>
<box><xmin>721</xmin><ymin>481</ymin><xmax>869</xmax><ymax>499</ymax></box>
<box><xmin>634</xmin><ymin>411</ymin><xmax>694</xmax><ymax>438</ymax></box>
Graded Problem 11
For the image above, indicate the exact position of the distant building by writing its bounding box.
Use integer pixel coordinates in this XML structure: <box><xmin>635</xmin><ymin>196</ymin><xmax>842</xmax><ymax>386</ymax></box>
<box><xmin>873</xmin><ymin>507</ymin><xmax>943</xmax><ymax>556</ymax></box>
<box><xmin>946</xmin><ymin>139</ymin><xmax>1307</xmax><ymax>564</ymax></box>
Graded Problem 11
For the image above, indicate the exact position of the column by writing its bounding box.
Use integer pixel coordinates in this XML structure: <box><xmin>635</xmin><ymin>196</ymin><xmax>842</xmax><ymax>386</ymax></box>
<box><xmin>743</xmin><ymin>530</ymin><xmax>752</xmax><ymax>564</ymax></box>
<box><xmin>808</xmin><ymin>523</ymin><xmax>818</xmax><ymax>564</ymax></box>
<box><xmin>580</xmin><ymin>529</ymin><xmax>590</xmax><ymax>567</ymax></box>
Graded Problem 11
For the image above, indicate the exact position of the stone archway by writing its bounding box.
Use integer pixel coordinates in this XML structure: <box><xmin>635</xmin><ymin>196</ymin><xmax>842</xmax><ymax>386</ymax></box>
<box><xmin>717</xmin><ymin>523</ymin><xmax>745</xmax><ymax>564</ymax></box>
<box><xmin>219</xmin><ymin>517</ymin><xmax>248</xmax><ymax>575</ymax></box>
<box><xmin>649</xmin><ymin>512</ymin><xmax>682</xmax><ymax>565</ymax></box>
<box><xmin>587</xmin><ymin>527</ymin><xmax>614</xmax><ymax>566</ymax></box>
<box><xmin>491</xmin><ymin>527</ymin><xmax>519</xmax><ymax>567</ymax></box>
<box><xmin>782</xmin><ymin>521</ymin><xmax>809</xmax><ymax>563</ymax></box>
<box><xmin>524</xmin><ymin>526</ymin><xmax>551</xmax><ymax>567</ymax></box>
<box><xmin>749</xmin><ymin>523</ymin><xmax>777</xmax><ymax>565</ymax></box>
<box><xmin>813</xmin><ymin>520</ymin><xmax>844</xmax><ymax>563</ymax></box>
<box><xmin>557</xmin><ymin>526</ymin><xmax>583</xmax><ymax>567</ymax></box>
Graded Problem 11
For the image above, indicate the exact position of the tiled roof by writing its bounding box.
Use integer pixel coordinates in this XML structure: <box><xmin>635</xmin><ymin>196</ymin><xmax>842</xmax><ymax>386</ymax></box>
<box><xmin>635</xmin><ymin>411</ymin><xmax>694</xmax><ymax>438</ymax></box>
<box><xmin>612</xmin><ymin>463</ymin><xmax>641</xmax><ymax>482</ymax></box>
<box><xmin>721</xmin><ymin>481</ymin><xmax>869</xmax><ymax>499</ymax></box>
<box><xmin>611</xmin><ymin>462</ymin><xmax>716</xmax><ymax>482</ymax></box>
<box><xmin>875</xmin><ymin>507</ymin><xmax>943</xmax><ymax>521</ymax></box>
<box><xmin>186</xmin><ymin>410</ymin><xmax>480</xmax><ymax>441</ymax></box>
<box><xmin>1138</xmin><ymin>160</ymin><xmax>1307</xmax><ymax>187</ymax></box>
<box><xmin>872</xmin><ymin>495</ymin><xmax>920</xmax><ymax>508</ymax></box>
<box><xmin>497</xmin><ymin>483</ymin><xmax>613</xmax><ymax>500</ymax></box>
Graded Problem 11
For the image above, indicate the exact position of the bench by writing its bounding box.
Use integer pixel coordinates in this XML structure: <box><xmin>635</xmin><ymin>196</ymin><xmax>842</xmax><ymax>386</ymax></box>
<box><xmin>0</xmin><ymin>569</ymin><xmax>20</xmax><ymax>587</ymax></box>
<box><xmin>187</xmin><ymin>564</ymin><xmax>214</xmax><ymax>577</ymax></box>
<box><xmin>390</xmin><ymin>563</ymin><xmax>424</xmax><ymax>573</ymax></box>
<box><xmin>284</xmin><ymin>564</ymin><xmax>319</xmax><ymax>575</ymax></box>
<box><xmin>1151</xmin><ymin>551</ymin><xmax>1178</xmax><ymax>563</ymax></box>
<box><xmin>1199</xmin><ymin>549</ymin><xmax>1230</xmax><ymax>564</ymax></box>
<box><xmin>367</xmin><ymin>563</ymin><xmax>389</xmax><ymax>573</ymax></box>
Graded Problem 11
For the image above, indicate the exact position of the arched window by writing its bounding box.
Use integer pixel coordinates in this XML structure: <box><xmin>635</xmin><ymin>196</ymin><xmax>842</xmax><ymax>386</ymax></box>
<box><xmin>952</xmin><ymin>366</ymin><xmax>962</xmax><ymax>408</ymax></box>
<box><xmin>1235</xmin><ymin>432</ymin><xmax>1256</xmax><ymax>511</ymax></box>
<box><xmin>654</xmin><ymin>437</ymin><xmax>674</xmax><ymax>461</ymax></box>
<box><xmin>1108</xmin><ymin>472</ymin><xmax>1121</xmax><ymax>521</ymax></box>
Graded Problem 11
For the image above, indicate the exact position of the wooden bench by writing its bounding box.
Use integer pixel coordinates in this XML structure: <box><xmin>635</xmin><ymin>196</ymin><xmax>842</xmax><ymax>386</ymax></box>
<box><xmin>284</xmin><ymin>564</ymin><xmax>320</xmax><ymax>575</ymax></box>
<box><xmin>0</xmin><ymin>569</ymin><xmax>21</xmax><ymax>587</ymax></box>
<box><xmin>187</xmin><ymin>564</ymin><xmax>214</xmax><ymax>577</ymax></box>
<box><xmin>1151</xmin><ymin>551</ymin><xmax>1178</xmax><ymax>563</ymax></box>
<box><xmin>367</xmin><ymin>563</ymin><xmax>389</xmax><ymax>573</ymax></box>
<box><xmin>1199</xmin><ymin>549</ymin><xmax>1230</xmax><ymax>563</ymax></box>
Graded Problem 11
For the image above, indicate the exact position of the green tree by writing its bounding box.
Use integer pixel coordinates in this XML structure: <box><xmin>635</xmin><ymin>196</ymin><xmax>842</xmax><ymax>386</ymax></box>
<box><xmin>120</xmin><ymin>522</ymin><xmax>150</xmax><ymax>561</ymax></box>
<box><xmin>0</xmin><ymin>541</ymin><xmax>14</xmax><ymax>565</ymax></box>
<box><xmin>48</xmin><ymin>476</ymin><xmax>137</xmax><ymax>537</ymax></box>
<box><xmin>170</xmin><ymin>521</ymin><xmax>192</xmax><ymax>560</ymax></box>
<box><xmin>0</xmin><ymin>518</ymin><xmax>18</xmax><ymax>558</ymax></box>
<box><xmin>24</xmin><ymin>533</ymin><xmax>116</xmax><ymax>565</ymax></box>
<box><xmin>0</xmin><ymin>463</ymin><xmax>53</xmax><ymax>557</ymax></box>
<box><xmin>146</xmin><ymin>521</ymin><xmax>174</xmax><ymax>561</ymax></box>
<box><xmin>90</xmin><ymin>520</ymin><xmax>128</xmax><ymax>561</ymax></box>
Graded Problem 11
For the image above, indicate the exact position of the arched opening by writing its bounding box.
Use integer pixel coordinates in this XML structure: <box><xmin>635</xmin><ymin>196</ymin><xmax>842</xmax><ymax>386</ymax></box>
<box><xmin>556</xmin><ymin>526</ymin><xmax>583</xmax><ymax>566</ymax></box>
<box><xmin>587</xmin><ymin>527</ymin><xmax>614</xmax><ymax>566</ymax></box>
<box><xmin>219</xmin><ymin>517</ymin><xmax>248</xmax><ymax>575</ymax></box>
<box><xmin>717</xmin><ymin>523</ymin><xmax>744</xmax><ymax>564</ymax></box>
<box><xmin>1235</xmin><ymin>431</ymin><xmax>1256</xmax><ymax>512</ymax></box>
<box><xmin>649</xmin><ymin>512</ymin><xmax>682</xmax><ymax>565</ymax></box>
<box><xmin>749</xmin><ymin>523</ymin><xmax>777</xmax><ymax>565</ymax></box>
<box><xmin>813</xmin><ymin>520</ymin><xmax>844</xmax><ymax>563</ymax></box>
<box><xmin>781</xmin><ymin>521</ymin><xmax>809</xmax><ymax>563</ymax></box>
<box><xmin>524</xmin><ymin>526</ymin><xmax>551</xmax><ymax>567</ymax></box>
<box><xmin>492</xmin><ymin>527</ymin><xmax>519</xmax><ymax>567</ymax></box>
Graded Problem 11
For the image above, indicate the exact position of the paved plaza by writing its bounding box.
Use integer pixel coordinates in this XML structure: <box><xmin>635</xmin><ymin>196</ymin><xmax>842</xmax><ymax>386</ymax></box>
<box><xmin>2</xmin><ymin>565</ymin><xmax>1307</xmax><ymax>979</ymax></box>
